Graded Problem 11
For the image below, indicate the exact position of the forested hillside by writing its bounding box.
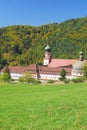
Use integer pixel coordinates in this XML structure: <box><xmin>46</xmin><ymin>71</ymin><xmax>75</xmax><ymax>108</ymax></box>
<box><xmin>0</xmin><ymin>17</ymin><xmax>87</xmax><ymax>67</ymax></box>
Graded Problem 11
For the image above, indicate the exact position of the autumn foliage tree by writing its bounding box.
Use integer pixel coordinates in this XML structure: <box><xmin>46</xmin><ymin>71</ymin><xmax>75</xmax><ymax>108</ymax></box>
<box><xmin>0</xmin><ymin>17</ymin><xmax>87</xmax><ymax>66</ymax></box>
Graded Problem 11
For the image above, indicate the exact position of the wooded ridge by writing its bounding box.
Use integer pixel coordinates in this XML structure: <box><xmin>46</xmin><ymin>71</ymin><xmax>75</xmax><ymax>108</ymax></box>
<box><xmin>0</xmin><ymin>16</ymin><xmax>87</xmax><ymax>67</ymax></box>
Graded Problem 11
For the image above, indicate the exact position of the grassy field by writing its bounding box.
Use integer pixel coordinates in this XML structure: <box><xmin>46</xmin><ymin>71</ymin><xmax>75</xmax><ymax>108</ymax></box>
<box><xmin>0</xmin><ymin>83</ymin><xmax>87</xmax><ymax>130</ymax></box>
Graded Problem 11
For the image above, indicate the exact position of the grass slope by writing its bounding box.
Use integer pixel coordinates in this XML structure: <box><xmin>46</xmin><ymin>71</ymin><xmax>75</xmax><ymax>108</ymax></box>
<box><xmin>0</xmin><ymin>83</ymin><xmax>87</xmax><ymax>130</ymax></box>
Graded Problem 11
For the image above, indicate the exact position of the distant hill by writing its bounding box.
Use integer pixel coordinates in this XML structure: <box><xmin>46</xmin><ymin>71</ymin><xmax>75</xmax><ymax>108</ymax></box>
<box><xmin>0</xmin><ymin>16</ymin><xmax>87</xmax><ymax>67</ymax></box>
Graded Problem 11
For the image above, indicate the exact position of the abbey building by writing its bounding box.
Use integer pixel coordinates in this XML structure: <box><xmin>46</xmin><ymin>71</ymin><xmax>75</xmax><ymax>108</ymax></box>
<box><xmin>1</xmin><ymin>45</ymin><xmax>86</xmax><ymax>80</ymax></box>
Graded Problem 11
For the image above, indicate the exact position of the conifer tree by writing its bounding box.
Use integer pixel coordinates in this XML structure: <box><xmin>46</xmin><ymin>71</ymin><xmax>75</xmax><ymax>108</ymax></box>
<box><xmin>60</xmin><ymin>69</ymin><xmax>66</xmax><ymax>80</ymax></box>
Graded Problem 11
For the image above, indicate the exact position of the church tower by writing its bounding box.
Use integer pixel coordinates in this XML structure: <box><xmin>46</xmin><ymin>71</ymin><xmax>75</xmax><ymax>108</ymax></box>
<box><xmin>44</xmin><ymin>45</ymin><xmax>51</xmax><ymax>65</ymax></box>
<box><xmin>79</xmin><ymin>51</ymin><xmax>84</xmax><ymax>61</ymax></box>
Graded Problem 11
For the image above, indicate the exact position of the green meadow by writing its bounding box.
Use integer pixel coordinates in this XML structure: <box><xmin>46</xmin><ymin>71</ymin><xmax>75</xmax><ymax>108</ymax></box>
<box><xmin>0</xmin><ymin>83</ymin><xmax>87</xmax><ymax>130</ymax></box>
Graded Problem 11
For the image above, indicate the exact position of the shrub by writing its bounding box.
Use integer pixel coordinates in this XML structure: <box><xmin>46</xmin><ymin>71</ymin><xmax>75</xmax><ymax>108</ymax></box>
<box><xmin>18</xmin><ymin>76</ymin><xmax>25</xmax><ymax>83</ymax></box>
<box><xmin>0</xmin><ymin>66</ymin><xmax>11</xmax><ymax>82</ymax></box>
<box><xmin>26</xmin><ymin>78</ymin><xmax>41</xmax><ymax>84</ymax></box>
<box><xmin>72</xmin><ymin>77</ymin><xmax>84</xmax><ymax>83</ymax></box>
<box><xmin>0</xmin><ymin>72</ymin><xmax>11</xmax><ymax>82</ymax></box>
<box><xmin>30</xmin><ymin>79</ymin><xmax>41</xmax><ymax>84</ymax></box>
<box><xmin>24</xmin><ymin>72</ymin><xmax>32</xmax><ymax>83</ymax></box>
<box><xmin>63</xmin><ymin>79</ymin><xmax>70</xmax><ymax>84</ymax></box>
<box><xmin>47</xmin><ymin>80</ymin><xmax>55</xmax><ymax>84</ymax></box>
<box><xmin>83</xmin><ymin>62</ymin><xmax>87</xmax><ymax>78</ymax></box>
<box><xmin>18</xmin><ymin>74</ymin><xmax>41</xmax><ymax>84</ymax></box>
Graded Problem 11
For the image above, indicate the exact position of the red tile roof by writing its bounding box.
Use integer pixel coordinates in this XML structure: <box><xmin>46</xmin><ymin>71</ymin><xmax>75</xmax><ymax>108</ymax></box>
<box><xmin>1</xmin><ymin>63</ymin><xmax>72</xmax><ymax>76</ymax></box>
<box><xmin>1</xmin><ymin>60</ymin><xmax>76</xmax><ymax>76</ymax></box>
<box><xmin>39</xmin><ymin>66</ymin><xmax>72</xmax><ymax>75</ymax></box>
<box><xmin>1</xmin><ymin>64</ymin><xmax>37</xmax><ymax>74</ymax></box>
<box><xmin>48</xmin><ymin>59</ymin><xmax>78</xmax><ymax>67</ymax></box>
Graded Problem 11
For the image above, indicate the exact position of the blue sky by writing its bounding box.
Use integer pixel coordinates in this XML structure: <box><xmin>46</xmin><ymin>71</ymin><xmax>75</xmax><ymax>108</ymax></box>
<box><xmin>0</xmin><ymin>0</ymin><xmax>87</xmax><ymax>27</ymax></box>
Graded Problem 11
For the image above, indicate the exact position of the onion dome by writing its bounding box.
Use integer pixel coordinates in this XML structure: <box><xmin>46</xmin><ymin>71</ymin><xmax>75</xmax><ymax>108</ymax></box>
<box><xmin>72</xmin><ymin>51</ymin><xmax>85</xmax><ymax>76</ymax></box>
<box><xmin>72</xmin><ymin>61</ymin><xmax>85</xmax><ymax>72</ymax></box>
<box><xmin>45</xmin><ymin>45</ymin><xmax>51</xmax><ymax>51</ymax></box>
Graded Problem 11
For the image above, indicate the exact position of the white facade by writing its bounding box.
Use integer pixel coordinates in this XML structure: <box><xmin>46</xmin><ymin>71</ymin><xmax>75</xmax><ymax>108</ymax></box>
<box><xmin>10</xmin><ymin>73</ymin><xmax>23</xmax><ymax>80</ymax></box>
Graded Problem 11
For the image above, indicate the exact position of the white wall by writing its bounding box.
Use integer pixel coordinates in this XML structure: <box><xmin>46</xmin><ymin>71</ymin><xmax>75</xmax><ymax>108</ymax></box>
<box><xmin>39</xmin><ymin>74</ymin><xmax>61</xmax><ymax>80</ymax></box>
<box><xmin>11</xmin><ymin>73</ymin><xmax>23</xmax><ymax>80</ymax></box>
